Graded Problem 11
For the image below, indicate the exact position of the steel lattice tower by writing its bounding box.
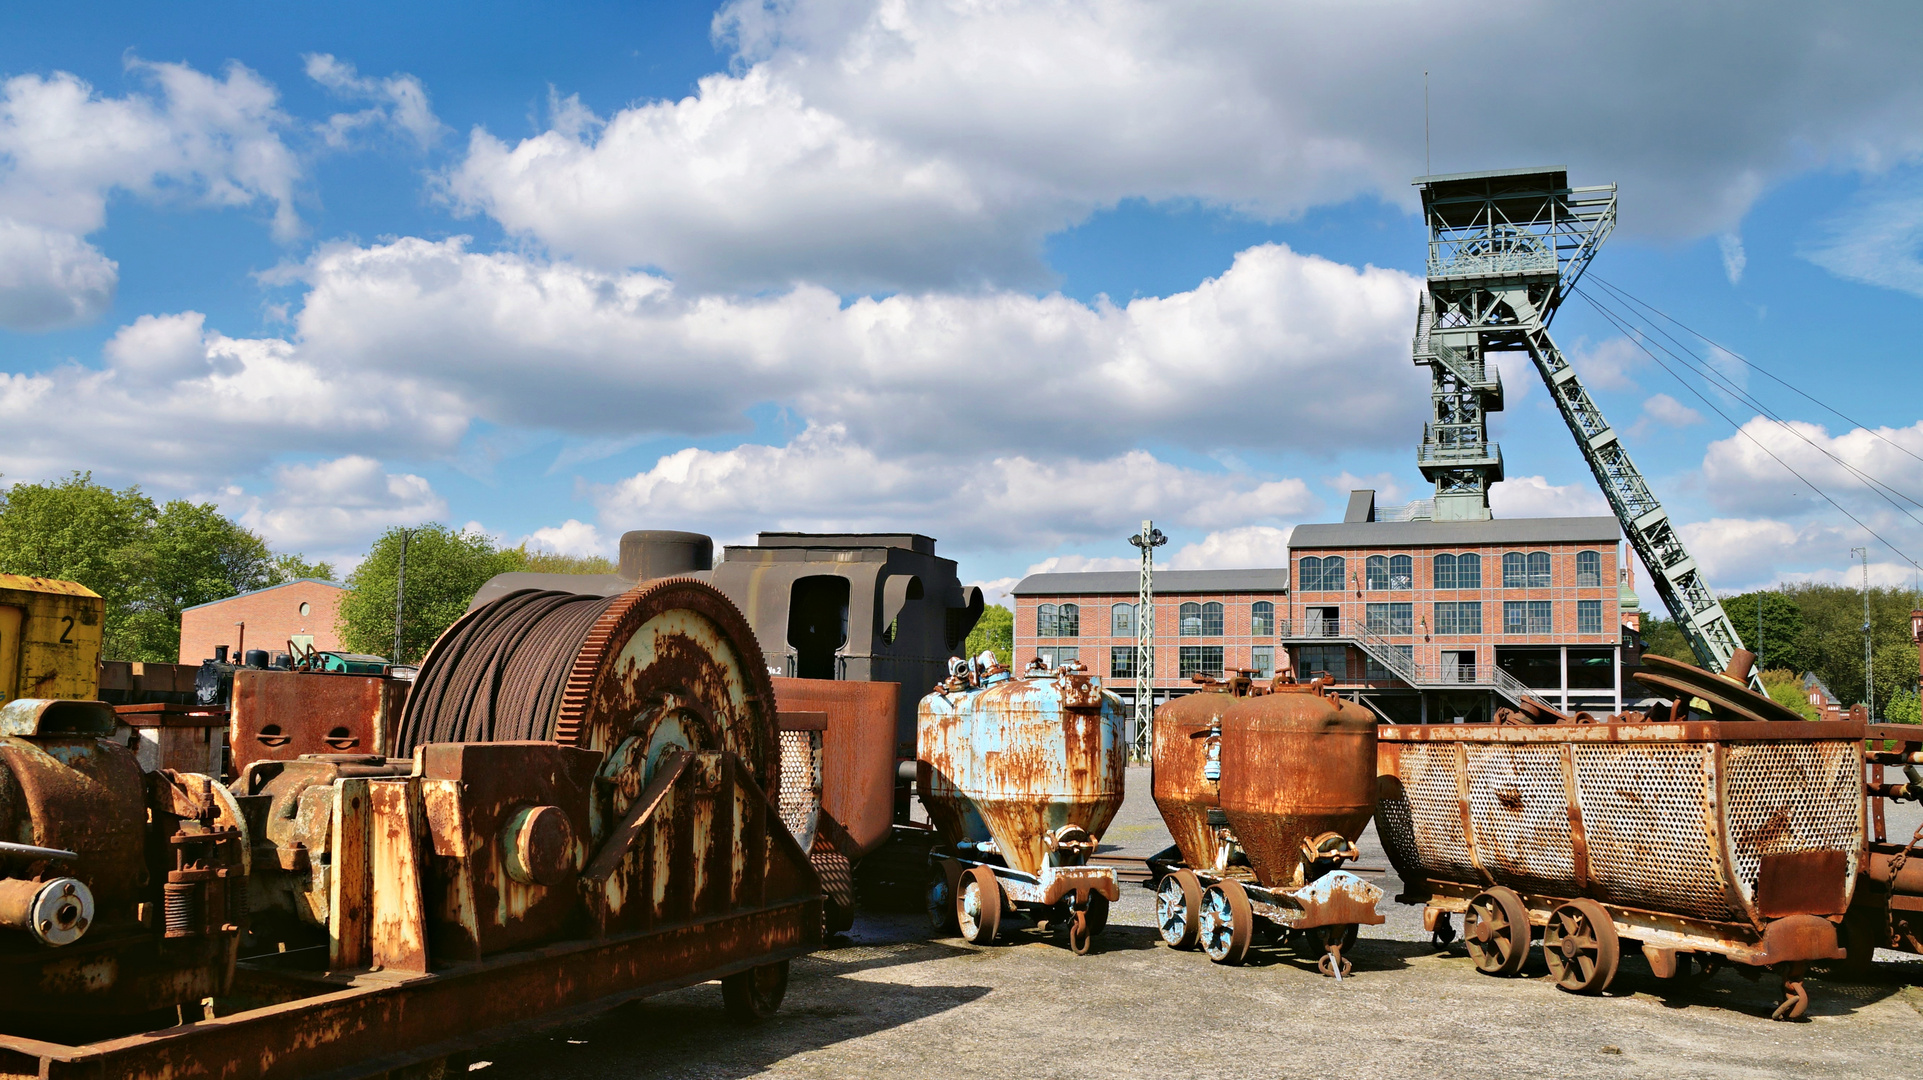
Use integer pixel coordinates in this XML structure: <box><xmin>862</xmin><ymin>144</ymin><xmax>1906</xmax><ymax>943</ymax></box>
<box><xmin>1412</xmin><ymin>168</ymin><xmax>1756</xmax><ymax>685</ymax></box>
<box><xmin>1129</xmin><ymin>521</ymin><xmax>1165</xmax><ymax>762</ymax></box>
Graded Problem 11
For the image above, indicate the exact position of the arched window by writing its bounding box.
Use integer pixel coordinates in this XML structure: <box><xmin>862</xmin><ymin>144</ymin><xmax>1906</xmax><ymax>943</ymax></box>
<box><xmin>1298</xmin><ymin>556</ymin><xmax>1322</xmax><ymax>591</ymax></box>
<box><xmin>1298</xmin><ymin>555</ymin><xmax>1345</xmax><ymax>592</ymax></box>
<box><xmin>1200</xmin><ymin>602</ymin><xmax>1223</xmax><ymax>636</ymax></box>
<box><xmin>1455</xmin><ymin>553</ymin><xmax>1481</xmax><ymax>589</ymax></box>
<box><xmin>1111</xmin><ymin>602</ymin><xmax>1136</xmax><ymax>637</ymax></box>
<box><xmin>1528</xmin><ymin>551</ymin><xmax>1552</xmax><ymax>588</ymax></box>
<box><xmin>1179</xmin><ymin>602</ymin><xmax>1203</xmax><ymax>636</ymax></box>
<box><xmin>1389</xmin><ymin>554</ymin><xmax>1413</xmax><ymax>589</ymax></box>
<box><xmin>1058</xmin><ymin>603</ymin><xmax>1079</xmax><ymax>637</ymax></box>
<box><xmin>1365</xmin><ymin>555</ymin><xmax>1389</xmax><ymax>590</ymax></box>
<box><xmin>1502</xmin><ymin>552</ymin><xmax>1527</xmax><ymax>588</ymax></box>
<box><xmin>1251</xmin><ymin>601</ymin><xmax>1275</xmax><ymax>637</ymax></box>
<box><xmin>1038</xmin><ymin>603</ymin><xmax>1059</xmax><ymax>638</ymax></box>
<box><xmin>1434</xmin><ymin>553</ymin><xmax>1457</xmax><ymax>590</ymax></box>
<box><xmin>1576</xmin><ymin>550</ymin><xmax>1602</xmax><ymax>587</ymax></box>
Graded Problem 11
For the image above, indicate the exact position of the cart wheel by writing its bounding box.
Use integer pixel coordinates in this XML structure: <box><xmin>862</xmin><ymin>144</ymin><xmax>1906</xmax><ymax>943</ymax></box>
<box><xmin>1543</xmin><ymin>899</ymin><xmax>1620</xmax><ymax>994</ymax></box>
<box><xmin>1463</xmin><ymin>888</ymin><xmax>1531</xmax><ymax>977</ymax></box>
<box><xmin>955</xmin><ymin>866</ymin><xmax>1002</xmax><ymax>945</ymax></box>
<box><xmin>926</xmin><ymin>871</ymin><xmax>958</xmax><ymax>935</ymax></box>
<box><xmin>1771</xmin><ymin>961</ymin><xmax>1810</xmax><ymax>1021</ymax></box>
<box><xmin>1085</xmin><ymin>892</ymin><xmax>1110</xmax><ymax>936</ymax></box>
<box><xmin>721</xmin><ymin>960</ymin><xmax>789</xmax><ymax>1023</ymax></box>
<box><xmin>1199</xmin><ymin>880</ymin><xmax>1253</xmax><ymax>966</ymax></box>
<box><xmin>1429</xmin><ymin>911</ymin><xmax>1457</xmax><ymax>950</ymax></box>
<box><xmin>1156</xmin><ymin>871</ymin><xmax>1203</xmax><ymax>950</ymax></box>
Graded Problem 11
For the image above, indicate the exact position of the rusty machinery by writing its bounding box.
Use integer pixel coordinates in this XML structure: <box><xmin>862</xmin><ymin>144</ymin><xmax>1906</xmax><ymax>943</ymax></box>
<box><xmin>1377</xmin><ymin>650</ymin><xmax>1864</xmax><ymax>1020</ymax></box>
<box><xmin>0</xmin><ymin>575</ymin><xmax>822</xmax><ymax>1078</ymax></box>
<box><xmin>918</xmin><ymin>655</ymin><xmax>1126</xmax><ymax>954</ymax></box>
<box><xmin>771</xmin><ymin>677</ymin><xmax>899</xmax><ymax>935</ymax></box>
<box><xmin>1145</xmin><ymin>671</ymin><xmax>1385</xmax><ymax>977</ymax></box>
<box><xmin>1849</xmin><ymin>720</ymin><xmax>1923</xmax><ymax>968</ymax></box>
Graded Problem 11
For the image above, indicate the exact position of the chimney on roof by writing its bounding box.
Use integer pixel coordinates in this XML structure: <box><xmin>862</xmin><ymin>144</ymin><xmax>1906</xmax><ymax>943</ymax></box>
<box><xmin>1344</xmin><ymin>490</ymin><xmax>1377</xmax><ymax>524</ymax></box>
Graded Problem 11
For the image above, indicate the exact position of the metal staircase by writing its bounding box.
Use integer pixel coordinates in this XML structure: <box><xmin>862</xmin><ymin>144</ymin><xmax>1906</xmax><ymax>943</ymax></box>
<box><xmin>1281</xmin><ymin>617</ymin><xmax>1534</xmax><ymax>707</ymax></box>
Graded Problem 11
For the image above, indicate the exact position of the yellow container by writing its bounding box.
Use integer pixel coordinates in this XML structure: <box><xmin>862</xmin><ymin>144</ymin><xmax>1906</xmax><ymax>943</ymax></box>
<box><xmin>0</xmin><ymin>574</ymin><xmax>104</xmax><ymax>704</ymax></box>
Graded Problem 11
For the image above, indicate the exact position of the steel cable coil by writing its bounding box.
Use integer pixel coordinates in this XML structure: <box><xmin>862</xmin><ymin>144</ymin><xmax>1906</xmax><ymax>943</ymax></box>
<box><xmin>394</xmin><ymin>589</ymin><xmax>617</xmax><ymax>754</ymax></box>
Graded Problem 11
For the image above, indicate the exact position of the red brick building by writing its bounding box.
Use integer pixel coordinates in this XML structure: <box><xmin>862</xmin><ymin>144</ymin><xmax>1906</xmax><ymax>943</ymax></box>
<box><xmin>1285</xmin><ymin>490</ymin><xmax>1635</xmax><ymax>721</ymax></box>
<box><xmin>1010</xmin><ymin>490</ymin><xmax>1643</xmax><ymax>727</ymax></box>
<box><xmin>178</xmin><ymin>579</ymin><xmax>347</xmax><ymax>664</ymax></box>
<box><xmin>1010</xmin><ymin>568</ymin><xmax>1292</xmax><ymax>692</ymax></box>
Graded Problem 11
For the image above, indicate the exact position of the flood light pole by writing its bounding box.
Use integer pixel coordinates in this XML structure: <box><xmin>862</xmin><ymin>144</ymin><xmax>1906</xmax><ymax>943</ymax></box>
<box><xmin>1129</xmin><ymin>521</ymin><xmax>1166</xmax><ymax>763</ymax></box>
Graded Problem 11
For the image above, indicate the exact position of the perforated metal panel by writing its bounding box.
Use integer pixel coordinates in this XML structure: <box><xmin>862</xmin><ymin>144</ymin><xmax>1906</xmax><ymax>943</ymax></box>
<box><xmin>1573</xmin><ymin>743</ymin><xmax>1729</xmax><ymax>920</ymax></box>
<box><xmin>1465</xmin><ymin>743</ymin><xmax>1577</xmax><ymax>896</ymax></box>
<box><xmin>1391</xmin><ymin>743</ymin><xmax>1481</xmax><ymax>884</ymax></box>
<box><xmin>778</xmin><ymin>728</ymin><xmax>823</xmax><ymax>851</ymax></box>
<box><xmin>1723</xmin><ymin>741</ymin><xmax>1862</xmax><ymax>907</ymax></box>
<box><xmin>1379</xmin><ymin>727</ymin><xmax>1864</xmax><ymax>931</ymax></box>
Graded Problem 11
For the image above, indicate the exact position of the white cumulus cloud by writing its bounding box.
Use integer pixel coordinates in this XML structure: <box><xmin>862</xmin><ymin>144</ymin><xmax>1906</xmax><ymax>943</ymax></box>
<box><xmin>443</xmin><ymin>0</ymin><xmax>1923</xmax><ymax>291</ymax></box>
<box><xmin>0</xmin><ymin>59</ymin><xmax>301</xmax><ymax>328</ymax></box>
<box><xmin>230</xmin><ymin>455</ymin><xmax>446</xmax><ymax>554</ymax></box>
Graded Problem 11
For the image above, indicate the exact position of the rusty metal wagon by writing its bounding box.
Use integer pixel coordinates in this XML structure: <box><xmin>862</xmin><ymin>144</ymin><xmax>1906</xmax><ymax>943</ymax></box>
<box><xmin>1145</xmin><ymin>673</ymin><xmax>1385</xmax><ymax>976</ymax></box>
<box><xmin>919</xmin><ymin>656</ymin><xmax>1126</xmax><ymax>954</ymax></box>
<box><xmin>1375</xmin><ymin>655</ymin><xmax>1865</xmax><ymax>1019</ymax></box>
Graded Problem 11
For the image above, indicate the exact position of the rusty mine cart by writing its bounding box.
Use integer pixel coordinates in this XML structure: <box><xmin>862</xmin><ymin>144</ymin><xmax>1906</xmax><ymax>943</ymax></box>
<box><xmin>1376</xmin><ymin>651</ymin><xmax>1865</xmax><ymax>1020</ymax></box>
<box><xmin>919</xmin><ymin>656</ymin><xmax>1127</xmax><ymax>954</ymax></box>
<box><xmin>1146</xmin><ymin>671</ymin><xmax>1385</xmax><ymax>976</ymax></box>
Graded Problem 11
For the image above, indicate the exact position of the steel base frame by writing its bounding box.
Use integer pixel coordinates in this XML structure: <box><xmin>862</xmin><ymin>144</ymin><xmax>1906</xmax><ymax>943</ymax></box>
<box><xmin>0</xmin><ymin>899</ymin><xmax>819</xmax><ymax>1080</ymax></box>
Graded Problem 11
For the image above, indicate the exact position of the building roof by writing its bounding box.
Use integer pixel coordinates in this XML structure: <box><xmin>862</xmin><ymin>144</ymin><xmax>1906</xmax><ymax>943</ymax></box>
<box><xmin>1289</xmin><ymin>516</ymin><xmax>1621</xmax><ymax>549</ymax></box>
<box><xmin>181</xmin><ymin>578</ymin><xmax>345</xmax><ymax>613</ymax></box>
<box><xmin>1012</xmin><ymin>568</ymin><xmax>1292</xmax><ymax>597</ymax></box>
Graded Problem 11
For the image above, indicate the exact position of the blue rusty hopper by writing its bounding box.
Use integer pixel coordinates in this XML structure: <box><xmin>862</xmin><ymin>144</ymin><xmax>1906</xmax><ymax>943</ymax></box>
<box><xmin>919</xmin><ymin>665</ymin><xmax>1126</xmax><ymax>877</ymax></box>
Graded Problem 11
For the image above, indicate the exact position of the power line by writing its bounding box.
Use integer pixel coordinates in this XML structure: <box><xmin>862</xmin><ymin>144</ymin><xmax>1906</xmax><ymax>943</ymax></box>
<box><xmin>1589</xmin><ymin>275</ymin><xmax>1923</xmax><ymax>472</ymax></box>
<box><xmin>1577</xmin><ymin>283</ymin><xmax>1923</xmax><ymax>527</ymax></box>
<box><xmin>1575</xmin><ymin>290</ymin><xmax>1921</xmax><ymax>572</ymax></box>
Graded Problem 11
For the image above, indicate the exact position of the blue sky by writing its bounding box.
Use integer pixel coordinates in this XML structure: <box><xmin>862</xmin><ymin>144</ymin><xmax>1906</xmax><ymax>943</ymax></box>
<box><xmin>3</xmin><ymin>0</ymin><xmax>1922</xmax><ymax>606</ymax></box>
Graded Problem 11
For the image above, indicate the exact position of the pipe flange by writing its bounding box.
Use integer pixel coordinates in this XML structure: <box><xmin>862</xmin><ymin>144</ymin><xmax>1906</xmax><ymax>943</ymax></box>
<box><xmin>1</xmin><ymin>877</ymin><xmax>95</xmax><ymax>946</ymax></box>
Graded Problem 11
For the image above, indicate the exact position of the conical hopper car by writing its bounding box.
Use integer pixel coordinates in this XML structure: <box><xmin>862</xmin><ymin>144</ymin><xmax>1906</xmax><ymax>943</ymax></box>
<box><xmin>1145</xmin><ymin>673</ymin><xmax>1385</xmax><ymax>976</ymax></box>
<box><xmin>918</xmin><ymin>656</ymin><xmax>1126</xmax><ymax>954</ymax></box>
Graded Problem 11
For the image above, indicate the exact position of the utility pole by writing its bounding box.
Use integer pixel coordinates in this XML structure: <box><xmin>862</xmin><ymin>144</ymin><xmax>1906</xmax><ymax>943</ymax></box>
<box><xmin>1129</xmin><ymin>521</ymin><xmax>1166</xmax><ymax>763</ymax></box>
<box><xmin>394</xmin><ymin>528</ymin><xmax>412</xmax><ymax>665</ymax></box>
<box><xmin>1853</xmin><ymin>546</ymin><xmax>1871</xmax><ymax>718</ymax></box>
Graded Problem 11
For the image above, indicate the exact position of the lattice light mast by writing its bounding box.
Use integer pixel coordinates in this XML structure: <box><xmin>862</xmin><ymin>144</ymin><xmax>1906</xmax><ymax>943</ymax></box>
<box><xmin>1412</xmin><ymin>168</ymin><xmax>1758</xmax><ymax>688</ymax></box>
<box><xmin>1129</xmin><ymin>521</ymin><xmax>1166</xmax><ymax>762</ymax></box>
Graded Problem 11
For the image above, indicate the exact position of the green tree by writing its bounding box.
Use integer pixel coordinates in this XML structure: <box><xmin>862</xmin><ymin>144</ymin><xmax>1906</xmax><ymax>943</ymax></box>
<box><xmin>0</xmin><ymin>472</ymin><xmax>154</xmax><ymax>654</ymax></box>
<box><xmin>1720</xmin><ymin>591</ymin><xmax>1812</xmax><ymax>674</ymax></box>
<box><xmin>1872</xmin><ymin>638</ymin><xmax>1920</xmax><ymax>720</ymax></box>
<box><xmin>505</xmin><ymin>546</ymin><xmax>617</xmax><ymax>575</ymax></box>
<box><xmin>271</xmin><ymin>552</ymin><xmax>338</xmax><ymax>582</ymax></box>
<box><xmin>964</xmin><ymin>604</ymin><xmax>1013</xmax><ymax>666</ymax></box>
<box><xmin>0</xmin><ymin>473</ymin><xmax>331</xmax><ymax>661</ymax></box>
<box><xmin>1778</xmin><ymin>583</ymin><xmax>1919</xmax><ymax>711</ymax></box>
<box><xmin>118</xmin><ymin>500</ymin><xmax>282</xmax><ymax>660</ymax></box>
<box><xmin>1887</xmin><ymin>690</ymin><xmax>1921</xmax><ymax>726</ymax></box>
<box><xmin>339</xmin><ymin>525</ymin><xmax>523</xmax><ymax>663</ymax></box>
<box><xmin>1759</xmin><ymin>668</ymin><xmax>1821</xmax><ymax>720</ymax></box>
<box><xmin>1637</xmin><ymin>615</ymin><xmax>1695</xmax><ymax>663</ymax></box>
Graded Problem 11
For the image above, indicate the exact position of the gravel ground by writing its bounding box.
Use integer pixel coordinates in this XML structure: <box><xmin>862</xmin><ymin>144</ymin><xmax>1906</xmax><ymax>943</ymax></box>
<box><xmin>463</xmin><ymin>768</ymin><xmax>1923</xmax><ymax>1080</ymax></box>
